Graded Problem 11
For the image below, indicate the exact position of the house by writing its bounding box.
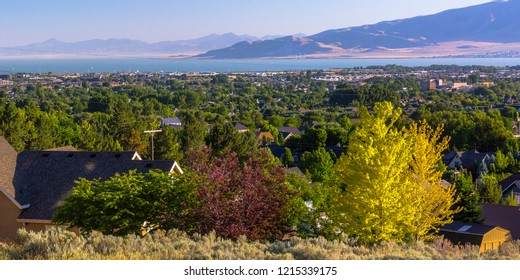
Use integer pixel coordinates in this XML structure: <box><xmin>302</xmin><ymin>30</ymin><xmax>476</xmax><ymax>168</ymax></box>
<box><xmin>267</xmin><ymin>145</ymin><xmax>302</xmax><ymax>166</ymax></box>
<box><xmin>160</xmin><ymin>117</ymin><xmax>183</xmax><ymax>129</ymax></box>
<box><xmin>443</xmin><ymin>150</ymin><xmax>494</xmax><ymax>177</ymax></box>
<box><xmin>439</xmin><ymin>221</ymin><xmax>511</xmax><ymax>253</ymax></box>
<box><xmin>481</xmin><ymin>203</ymin><xmax>520</xmax><ymax>240</ymax></box>
<box><xmin>232</xmin><ymin>122</ymin><xmax>249</xmax><ymax>133</ymax></box>
<box><xmin>278</xmin><ymin>127</ymin><xmax>301</xmax><ymax>141</ymax></box>
<box><xmin>498</xmin><ymin>172</ymin><xmax>520</xmax><ymax>204</ymax></box>
<box><xmin>0</xmin><ymin>138</ymin><xmax>182</xmax><ymax>241</ymax></box>
<box><xmin>255</xmin><ymin>131</ymin><xmax>275</xmax><ymax>144</ymax></box>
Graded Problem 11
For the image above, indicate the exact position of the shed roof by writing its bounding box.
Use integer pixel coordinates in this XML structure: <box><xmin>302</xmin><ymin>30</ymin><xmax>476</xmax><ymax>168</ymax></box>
<box><xmin>440</xmin><ymin>221</ymin><xmax>497</xmax><ymax>236</ymax></box>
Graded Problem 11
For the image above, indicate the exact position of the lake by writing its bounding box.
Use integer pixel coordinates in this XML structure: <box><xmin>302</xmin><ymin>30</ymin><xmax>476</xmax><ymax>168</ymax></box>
<box><xmin>1</xmin><ymin>57</ymin><xmax>520</xmax><ymax>74</ymax></box>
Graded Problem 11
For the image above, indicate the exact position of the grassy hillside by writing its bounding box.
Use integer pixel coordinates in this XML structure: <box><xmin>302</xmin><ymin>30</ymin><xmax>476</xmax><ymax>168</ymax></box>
<box><xmin>1</xmin><ymin>228</ymin><xmax>520</xmax><ymax>260</ymax></box>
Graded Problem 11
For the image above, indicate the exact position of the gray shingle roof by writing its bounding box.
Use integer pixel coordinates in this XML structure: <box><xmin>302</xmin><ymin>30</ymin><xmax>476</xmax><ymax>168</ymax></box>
<box><xmin>277</xmin><ymin>127</ymin><xmax>301</xmax><ymax>135</ymax></box>
<box><xmin>13</xmin><ymin>151</ymin><xmax>179</xmax><ymax>221</ymax></box>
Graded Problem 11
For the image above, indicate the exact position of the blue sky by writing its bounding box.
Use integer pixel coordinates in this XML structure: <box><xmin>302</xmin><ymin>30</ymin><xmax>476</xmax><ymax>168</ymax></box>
<box><xmin>0</xmin><ymin>0</ymin><xmax>492</xmax><ymax>47</ymax></box>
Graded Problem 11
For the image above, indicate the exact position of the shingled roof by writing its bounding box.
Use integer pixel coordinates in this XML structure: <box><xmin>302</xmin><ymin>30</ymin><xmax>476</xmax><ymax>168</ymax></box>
<box><xmin>12</xmin><ymin>151</ymin><xmax>181</xmax><ymax>221</ymax></box>
<box><xmin>0</xmin><ymin>136</ymin><xmax>17</xmax><ymax>197</ymax></box>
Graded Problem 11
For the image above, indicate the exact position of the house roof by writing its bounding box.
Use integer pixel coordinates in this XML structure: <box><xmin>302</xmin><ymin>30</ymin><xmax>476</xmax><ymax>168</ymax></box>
<box><xmin>277</xmin><ymin>126</ymin><xmax>301</xmax><ymax>135</ymax></box>
<box><xmin>0</xmin><ymin>136</ymin><xmax>17</xmax><ymax>197</ymax></box>
<box><xmin>12</xmin><ymin>151</ymin><xmax>180</xmax><ymax>221</ymax></box>
<box><xmin>481</xmin><ymin>203</ymin><xmax>520</xmax><ymax>240</ymax></box>
<box><xmin>161</xmin><ymin>117</ymin><xmax>182</xmax><ymax>125</ymax></box>
<box><xmin>456</xmin><ymin>150</ymin><xmax>491</xmax><ymax>169</ymax></box>
<box><xmin>232</xmin><ymin>122</ymin><xmax>248</xmax><ymax>131</ymax></box>
<box><xmin>498</xmin><ymin>172</ymin><xmax>520</xmax><ymax>193</ymax></box>
<box><xmin>442</xmin><ymin>150</ymin><xmax>458</xmax><ymax>165</ymax></box>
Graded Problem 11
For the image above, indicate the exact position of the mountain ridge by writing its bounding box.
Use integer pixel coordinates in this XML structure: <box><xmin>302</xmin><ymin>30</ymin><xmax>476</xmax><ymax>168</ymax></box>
<box><xmin>197</xmin><ymin>0</ymin><xmax>520</xmax><ymax>59</ymax></box>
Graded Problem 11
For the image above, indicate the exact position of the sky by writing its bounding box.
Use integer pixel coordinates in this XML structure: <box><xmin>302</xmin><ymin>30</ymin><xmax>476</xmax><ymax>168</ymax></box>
<box><xmin>0</xmin><ymin>0</ymin><xmax>493</xmax><ymax>47</ymax></box>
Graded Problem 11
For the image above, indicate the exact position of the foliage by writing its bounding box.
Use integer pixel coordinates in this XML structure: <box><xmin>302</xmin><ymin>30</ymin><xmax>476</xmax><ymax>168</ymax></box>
<box><xmin>4</xmin><ymin>227</ymin><xmax>520</xmax><ymax>260</ymax></box>
<box><xmin>52</xmin><ymin>170</ymin><xmax>198</xmax><ymax>236</ymax></box>
<box><xmin>501</xmin><ymin>192</ymin><xmax>518</xmax><ymax>206</ymax></box>
<box><xmin>453</xmin><ymin>171</ymin><xmax>483</xmax><ymax>223</ymax></box>
<box><xmin>300</xmin><ymin>147</ymin><xmax>334</xmax><ymax>183</ymax></box>
<box><xmin>332</xmin><ymin>102</ymin><xmax>458</xmax><ymax>244</ymax></box>
<box><xmin>185</xmin><ymin>147</ymin><xmax>304</xmax><ymax>240</ymax></box>
<box><xmin>478</xmin><ymin>174</ymin><xmax>503</xmax><ymax>204</ymax></box>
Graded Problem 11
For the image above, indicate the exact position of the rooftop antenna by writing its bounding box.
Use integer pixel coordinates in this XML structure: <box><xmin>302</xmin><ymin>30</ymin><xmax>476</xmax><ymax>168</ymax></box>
<box><xmin>143</xmin><ymin>129</ymin><xmax>162</xmax><ymax>160</ymax></box>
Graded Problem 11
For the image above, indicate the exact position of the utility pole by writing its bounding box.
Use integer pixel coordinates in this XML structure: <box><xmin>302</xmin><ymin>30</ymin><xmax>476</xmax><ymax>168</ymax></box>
<box><xmin>144</xmin><ymin>129</ymin><xmax>162</xmax><ymax>160</ymax></box>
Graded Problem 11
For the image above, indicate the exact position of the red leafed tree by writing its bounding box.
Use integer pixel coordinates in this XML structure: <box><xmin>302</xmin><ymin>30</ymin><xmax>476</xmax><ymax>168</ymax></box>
<box><xmin>186</xmin><ymin>146</ymin><xmax>297</xmax><ymax>240</ymax></box>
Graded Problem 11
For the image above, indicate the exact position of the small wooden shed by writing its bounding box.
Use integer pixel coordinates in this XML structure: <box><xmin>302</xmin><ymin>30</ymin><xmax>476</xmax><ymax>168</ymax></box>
<box><xmin>440</xmin><ymin>221</ymin><xmax>511</xmax><ymax>253</ymax></box>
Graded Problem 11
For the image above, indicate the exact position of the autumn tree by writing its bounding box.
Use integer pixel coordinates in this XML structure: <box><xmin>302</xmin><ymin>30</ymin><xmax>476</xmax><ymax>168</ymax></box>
<box><xmin>185</xmin><ymin>146</ymin><xmax>303</xmax><ymax>240</ymax></box>
<box><xmin>332</xmin><ymin>102</ymin><xmax>458</xmax><ymax>244</ymax></box>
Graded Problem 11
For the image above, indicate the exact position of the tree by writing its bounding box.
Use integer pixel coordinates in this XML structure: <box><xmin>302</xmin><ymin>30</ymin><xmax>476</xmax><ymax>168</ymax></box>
<box><xmin>453</xmin><ymin>171</ymin><xmax>482</xmax><ymax>223</ymax></box>
<box><xmin>501</xmin><ymin>192</ymin><xmax>518</xmax><ymax>206</ymax></box>
<box><xmin>52</xmin><ymin>170</ymin><xmax>198</xmax><ymax>236</ymax></box>
<box><xmin>300</xmin><ymin>147</ymin><xmax>334</xmax><ymax>183</ymax></box>
<box><xmin>282</xmin><ymin>147</ymin><xmax>295</xmax><ymax>167</ymax></box>
<box><xmin>478</xmin><ymin>174</ymin><xmax>502</xmax><ymax>204</ymax></box>
<box><xmin>185</xmin><ymin>147</ymin><xmax>302</xmax><ymax>240</ymax></box>
<box><xmin>332</xmin><ymin>102</ymin><xmax>458</xmax><ymax>244</ymax></box>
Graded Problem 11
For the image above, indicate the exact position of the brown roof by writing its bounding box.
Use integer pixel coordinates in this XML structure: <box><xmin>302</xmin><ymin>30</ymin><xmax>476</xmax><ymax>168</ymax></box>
<box><xmin>481</xmin><ymin>203</ymin><xmax>520</xmax><ymax>240</ymax></box>
<box><xmin>0</xmin><ymin>136</ymin><xmax>17</xmax><ymax>197</ymax></box>
<box><xmin>13</xmin><ymin>151</ymin><xmax>180</xmax><ymax>221</ymax></box>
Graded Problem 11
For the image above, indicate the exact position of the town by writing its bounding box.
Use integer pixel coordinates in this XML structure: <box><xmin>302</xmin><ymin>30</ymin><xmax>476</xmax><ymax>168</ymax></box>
<box><xmin>2</xmin><ymin>64</ymin><xmax>520</xmax><ymax>259</ymax></box>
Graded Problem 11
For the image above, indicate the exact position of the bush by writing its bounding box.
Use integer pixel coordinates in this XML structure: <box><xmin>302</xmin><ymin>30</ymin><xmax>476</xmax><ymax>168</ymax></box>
<box><xmin>4</xmin><ymin>228</ymin><xmax>520</xmax><ymax>260</ymax></box>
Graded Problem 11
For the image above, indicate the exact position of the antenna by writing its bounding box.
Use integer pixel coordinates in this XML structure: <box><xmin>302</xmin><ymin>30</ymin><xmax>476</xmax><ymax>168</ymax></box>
<box><xmin>143</xmin><ymin>129</ymin><xmax>162</xmax><ymax>160</ymax></box>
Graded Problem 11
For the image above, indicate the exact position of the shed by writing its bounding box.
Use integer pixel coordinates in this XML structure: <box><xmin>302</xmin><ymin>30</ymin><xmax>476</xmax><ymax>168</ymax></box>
<box><xmin>439</xmin><ymin>221</ymin><xmax>511</xmax><ymax>252</ymax></box>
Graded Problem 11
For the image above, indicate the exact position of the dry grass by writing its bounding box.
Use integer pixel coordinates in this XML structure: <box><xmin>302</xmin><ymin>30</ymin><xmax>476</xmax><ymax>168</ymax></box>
<box><xmin>2</xmin><ymin>228</ymin><xmax>520</xmax><ymax>260</ymax></box>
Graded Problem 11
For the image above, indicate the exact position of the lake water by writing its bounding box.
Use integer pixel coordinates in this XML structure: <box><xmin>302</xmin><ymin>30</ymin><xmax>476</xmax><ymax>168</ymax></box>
<box><xmin>1</xmin><ymin>57</ymin><xmax>520</xmax><ymax>74</ymax></box>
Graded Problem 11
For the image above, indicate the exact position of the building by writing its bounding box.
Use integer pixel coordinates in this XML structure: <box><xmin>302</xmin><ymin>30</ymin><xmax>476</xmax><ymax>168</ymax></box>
<box><xmin>498</xmin><ymin>172</ymin><xmax>520</xmax><ymax>205</ymax></box>
<box><xmin>481</xmin><ymin>203</ymin><xmax>520</xmax><ymax>240</ymax></box>
<box><xmin>160</xmin><ymin>117</ymin><xmax>183</xmax><ymax>128</ymax></box>
<box><xmin>232</xmin><ymin>122</ymin><xmax>249</xmax><ymax>133</ymax></box>
<box><xmin>0</xmin><ymin>137</ymin><xmax>182</xmax><ymax>241</ymax></box>
<box><xmin>439</xmin><ymin>221</ymin><xmax>511</xmax><ymax>253</ymax></box>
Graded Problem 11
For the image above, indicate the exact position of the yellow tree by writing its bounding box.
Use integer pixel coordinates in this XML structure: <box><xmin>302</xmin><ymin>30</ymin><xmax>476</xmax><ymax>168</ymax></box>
<box><xmin>404</xmin><ymin>120</ymin><xmax>459</xmax><ymax>240</ymax></box>
<box><xmin>332</xmin><ymin>102</ymin><xmax>458</xmax><ymax>244</ymax></box>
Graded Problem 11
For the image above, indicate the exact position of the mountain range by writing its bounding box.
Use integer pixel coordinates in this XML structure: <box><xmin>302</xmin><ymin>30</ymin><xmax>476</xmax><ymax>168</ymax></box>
<box><xmin>198</xmin><ymin>0</ymin><xmax>520</xmax><ymax>59</ymax></box>
<box><xmin>3</xmin><ymin>1</ymin><xmax>520</xmax><ymax>59</ymax></box>
<box><xmin>0</xmin><ymin>33</ymin><xmax>298</xmax><ymax>57</ymax></box>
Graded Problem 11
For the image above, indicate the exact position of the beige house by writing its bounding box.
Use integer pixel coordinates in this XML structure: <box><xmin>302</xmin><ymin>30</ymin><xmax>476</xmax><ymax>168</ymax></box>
<box><xmin>0</xmin><ymin>136</ymin><xmax>182</xmax><ymax>242</ymax></box>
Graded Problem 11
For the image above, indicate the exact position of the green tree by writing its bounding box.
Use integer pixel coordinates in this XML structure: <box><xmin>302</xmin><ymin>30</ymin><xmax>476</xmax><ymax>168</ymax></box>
<box><xmin>282</xmin><ymin>147</ymin><xmax>295</xmax><ymax>167</ymax></box>
<box><xmin>453</xmin><ymin>171</ymin><xmax>483</xmax><ymax>223</ymax></box>
<box><xmin>501</xmin><ymin>192</ymin><xmax>518</xmax><ymax>206</ymax></box>
<box><xmin>300</xmin><ymin>147</ymin><xmax>334</xmax><ymax>182</ymax></box>
<box><xmin>53</xmin><ymin>170</ymin><xmax>198</xmax><ymax>236</ymax></box>
<box><xmin>478</xmin><ymin>174</ymin><xmax>502</xmax><ymax>204</ymax></box>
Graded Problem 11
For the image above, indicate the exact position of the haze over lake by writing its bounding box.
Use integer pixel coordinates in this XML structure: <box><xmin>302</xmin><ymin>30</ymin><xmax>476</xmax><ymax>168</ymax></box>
<box><xmin>2</xmin><ymin>58</ymin><xmax>520</xmax><ymax>74</ymax></box>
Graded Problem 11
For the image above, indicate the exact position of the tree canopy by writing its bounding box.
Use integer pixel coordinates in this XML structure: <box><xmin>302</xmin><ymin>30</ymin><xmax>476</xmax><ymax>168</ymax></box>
<box><xmin>332</xmin><ymin>102</ymin><xmax>458</xmax><ymax>244</ymax></box>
